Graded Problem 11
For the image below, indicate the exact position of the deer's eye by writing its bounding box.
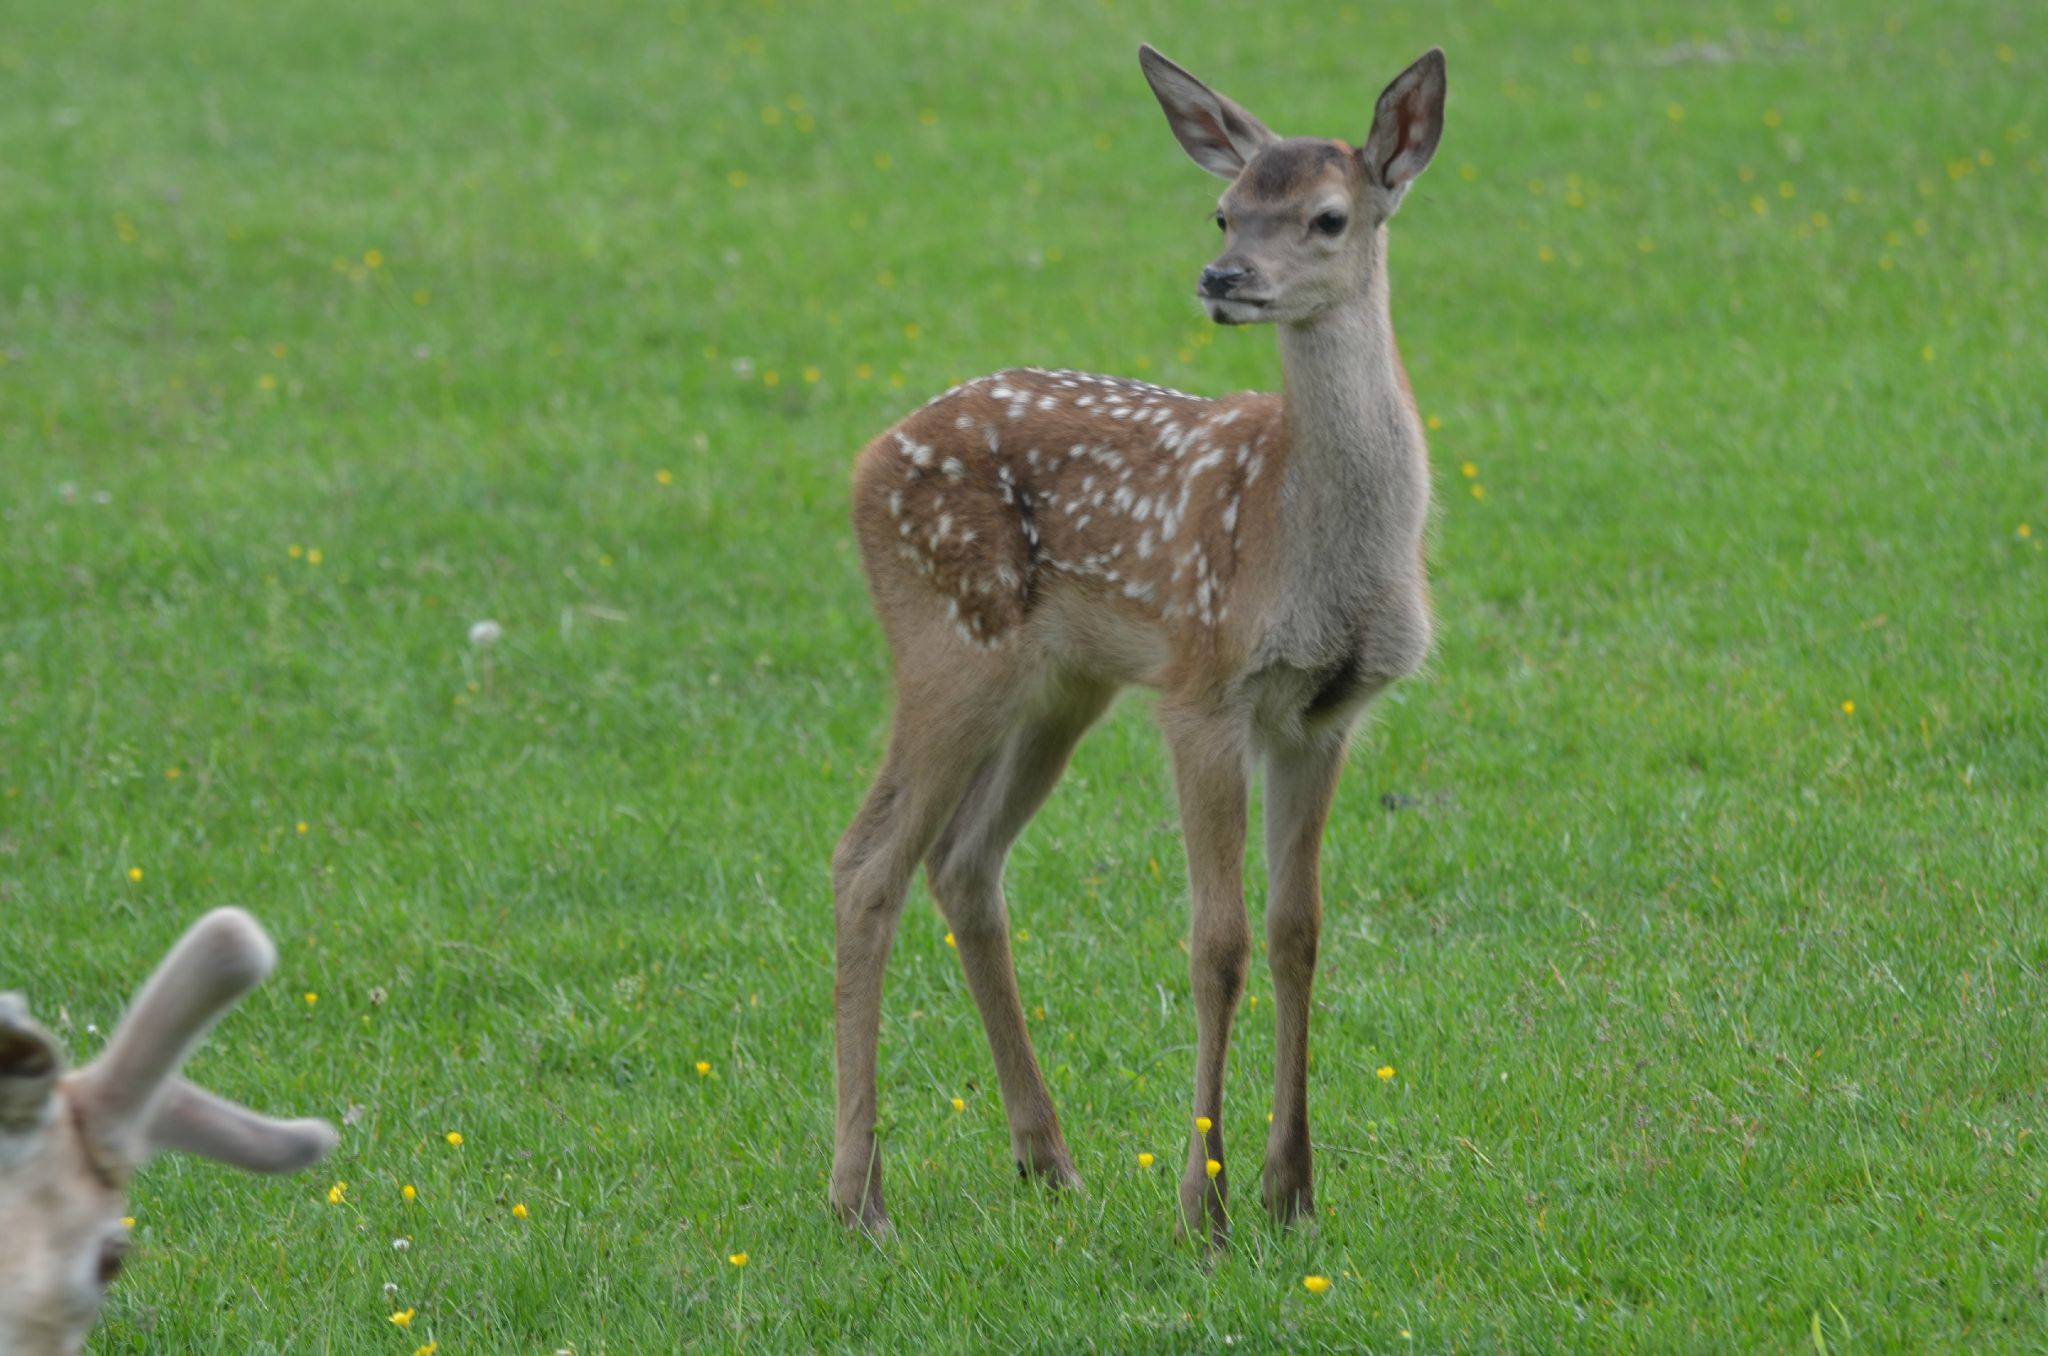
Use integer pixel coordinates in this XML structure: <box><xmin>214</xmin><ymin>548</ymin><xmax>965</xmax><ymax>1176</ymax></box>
<box><xmin>97</xmin><ymin>1238</ymin><xmax>128</xmax><ymax>1287</ymax></box>
<box><xmin>1313</xmin><ymin>211</ymin><xmax>1348</xmax><ymax>236</ymax></box>
<box><xmin>1214</xmin><ymin>212</ymin><xmax>1227</xmax><ymax>232</ymax></box>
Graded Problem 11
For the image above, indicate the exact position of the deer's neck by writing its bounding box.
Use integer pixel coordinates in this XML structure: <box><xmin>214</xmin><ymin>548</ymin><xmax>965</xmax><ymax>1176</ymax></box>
<box><xmin>1275</xmin><ymin>249</ymin><xmax>1420</xmax><ymax>491</ymax></box>
<box><xmin>1258</xmin><ymin>243</ymin><xmax>1431</xmax><ymax>660</ymax></box>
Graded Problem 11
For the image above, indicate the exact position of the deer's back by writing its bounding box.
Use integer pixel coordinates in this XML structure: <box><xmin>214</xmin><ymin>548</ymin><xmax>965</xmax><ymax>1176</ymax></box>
<box><xmin>852</xmin><ymin>368</ymin><xmax>1283</xmax><ymax>673</ymax></box>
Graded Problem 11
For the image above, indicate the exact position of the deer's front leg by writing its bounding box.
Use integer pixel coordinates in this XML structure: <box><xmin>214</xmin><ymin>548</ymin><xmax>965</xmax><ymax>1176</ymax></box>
<box><xmin>1260</xmin><ymin>730</ymin><xmax>1348</xmax><ymax>1226</ymax></box>
<box><xmin>1163</xmin><ymin>710</ymin><xmax>1250</xmax><ymax>1250</ymax></box>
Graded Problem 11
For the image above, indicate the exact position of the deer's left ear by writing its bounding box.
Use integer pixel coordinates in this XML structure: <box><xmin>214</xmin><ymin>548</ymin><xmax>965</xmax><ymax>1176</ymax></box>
<box><xmin>1361</xmin><ymin>48</ymin><xmax>1446</xmax><ymax>208</ymax></box>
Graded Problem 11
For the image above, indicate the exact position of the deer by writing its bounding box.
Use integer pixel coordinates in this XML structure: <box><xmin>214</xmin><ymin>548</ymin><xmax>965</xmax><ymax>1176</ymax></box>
<box><xmin>829</xmin><ymin>41</ymin><xmax>1446</xmax><ymax>1247</ymax></box>
<box><xmin>0</xmin><ymin>909</ymin><xmax>339</xmax><ymax>1354</ymax></box>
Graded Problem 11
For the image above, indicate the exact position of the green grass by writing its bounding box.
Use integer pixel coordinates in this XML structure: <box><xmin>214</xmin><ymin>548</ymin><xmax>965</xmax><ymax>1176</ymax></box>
<box><xmin>3</xmin><ymin>0</ymin><xmax>2044</xmax><ymax>1350</ymax></box>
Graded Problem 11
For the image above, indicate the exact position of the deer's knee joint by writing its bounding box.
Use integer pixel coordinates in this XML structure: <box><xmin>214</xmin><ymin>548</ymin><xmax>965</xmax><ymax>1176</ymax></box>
<box><xmin>925</xmin><ymin>841</ymin><xmax>1000</xmax><ymax>913</ymax></box>
<box><xmin>1191</xmin><ymin>922</ymin><xmax>1251</xmax><ymax>996</ymax></box>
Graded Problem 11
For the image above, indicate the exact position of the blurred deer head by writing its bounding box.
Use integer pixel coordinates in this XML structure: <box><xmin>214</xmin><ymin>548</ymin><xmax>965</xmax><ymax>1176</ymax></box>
<box><xmin>0</xmin><ymin>909</ymin><xmax>337</xmax><ymax>1355</ymax></box>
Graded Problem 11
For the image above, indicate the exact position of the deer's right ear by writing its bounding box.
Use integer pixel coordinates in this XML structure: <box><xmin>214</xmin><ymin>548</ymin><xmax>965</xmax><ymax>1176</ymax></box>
<box><xmin>0</xmin><ymin>993</ymin><xmax>63</xmax><ymax>1135</ymax></box>
<box><xmin>1139</xmin><ymin>44</ymin><xmax>1277</xmax><ymax>180</ymax></box>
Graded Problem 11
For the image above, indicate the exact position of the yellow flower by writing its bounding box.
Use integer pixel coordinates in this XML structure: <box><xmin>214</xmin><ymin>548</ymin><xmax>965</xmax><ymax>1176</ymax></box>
<box><xmin>1195</xmin><ymin>1116</ymin><xmax>1212</xmax><ymax>1133</ymax></box>
<box><xmin>327</xmin><ymin>1182</ymin><xmax>347</xmax><ymax>1204</ymax></box>
<box><xmin>296</xmin><ymin>820</ymin><xmax>308</xmax><ymax>835</ymax></box>
<box><xmin>289</xmin><ymin>543</ymin><xmax>303</xmax><ymax>558</ymax></box>
<box><xmin>402</xmin><ymin>1184</ymin><xmax>416</xmax><ymax>1201</ymax></box>
<box><xmin>1137</xmin><ymin>1152</ymin><xmax>1155</xmax><ymax>1168</ymax></box>
<box><xmin>803</xmin><ymin>366</ymin><xmax>821</xmax><ymax>384</ymax></box>
<box><xmin>695</xmin><ymin>1060</ymin><xmax>712</xmax><ymax>1076</ymax></box>
<box><xmin>1425</xmin><ymin>414</ymin><xmax>1443</xmax><ymax>431</ymax></box>
<box><xmin>258</xmin><ymin>373</ymin><xmax>278</xmax><ymax>392</ymax></box>
<box><xmin>1460</xmin><ymin>461</ymin><xmax>1478</xmax><ymax>479</ymax></box>
<box><xmin>2019</xmin><ymin>524</ymin><xmax>2032</xmax><ymax>538</ymax></box>
<box><xmin>729</xmin><ymin>1251</ymin><xmax>749</xmax><ymax>1268</ymax></box>
<box><xmin>1841</xmin><ymin>700</ymin><xmax>1855</xmax><ymax>715</ymax></box>
<box><xmin>1538</xmin><ymin>244</ymin><xmax>1556</xmax><ymax>264</ymax></box>
<box><xmin>762</xmin><ymin>369</ymin><xmax>780</xmax><ymax>387</ymax></box>
<box><xmin>414</xmin><ymin>1345</ymin><xmax>439</xmax><ymax>1356</ymax></box>
<box><xmin>445</xmin><ymin>1131</ymin><xmax>463</xmax><ymax>1147</ymax></box>
<box><xmin>1303</xmin><ymin>1274</ymin><xmax>1332</xmax><ymax>1295</ymax></box>
<box><xmin>855</xmin><ymin>363</ymin><xmax>874</xmax><ymax>381</ymax></box>
<box><xmin>951</xmin><ymin>1096</ymin><xmax>965</xmax><ymax>1112</ymax></box>
<box><xmin>307</xmin><ymin>548</ymin><xmax>323</xmax><ymax>565</ymax></box>
<box><xmin>943</xmin><ymin>931</ymin><xmax>956</xmax><ymax>948</ymax></box>
<box><xmin>304</xmin><ymin>992</ymin><xmax>318</xmax><ymax>1006</ymax></box>
<box><xmin>389</xmin><ymin>1307</ymin><xmax>415</xmax><ymax>1327</ymax></box>
<box><xmin>121</xmin><ymin>1216</ymin><xmax>135</xmax><ymax>1229</ymax></box>
<box><xmin>364</xmin><ymin>250</ymin><xmax>384</xmax><ymax>269</ymax></box>
<box><xmin>1204</xmin><ymin>1158</ymin><xmax>1222</xmax><ymax>1179</ymax></box>
<box><xmin>1377</xmin><ymin>1065</ymin><xmax>1396</xmax><ymax>1081</ymax></box>
<box><xmin>165</xmin><ymin>767</ymin><xmax>180</xmax><ymax>779</ymax></box>
<box><xmin>128</xmin><ymin>867</ymin><xmax>143</xmax><ymax>883</ymax></box>
<box><xmin>656</xmin><ymin>468</ymin><xmax>674</xmax><ymax>485</ymax></box>
<box><xmin>1778</xmin><ymin>181</ymin><xmax>1796</xmax><ymax>199</ymax></box>
<box><xmin>513</xmin><ymin>1202</ymin><xmax>529</xmax><ymax>1219</ymax></box>
<box><xmin>1471</xmin><ymin>484</ymin><xmax>1486</xmax><ymax>500</ymax></box>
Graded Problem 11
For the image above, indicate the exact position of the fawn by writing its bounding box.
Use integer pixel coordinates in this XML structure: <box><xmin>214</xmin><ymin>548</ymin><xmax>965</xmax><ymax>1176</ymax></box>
<box><xmin>1</xmin><ymin>910</ymin><xmax>336</xmax><ymax>1353</ymax></box>
<box><xmin>830</xmin><ymin>42</ymin><xmax>1446</xmax><ymax>1246</ymax></box>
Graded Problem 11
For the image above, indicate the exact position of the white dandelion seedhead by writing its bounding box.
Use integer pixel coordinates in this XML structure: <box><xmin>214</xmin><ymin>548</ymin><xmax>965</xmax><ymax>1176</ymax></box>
<box><xmin>468</xmin><ymin>619</ymin><xmax>503</xmax><ymax>649</ymax></box>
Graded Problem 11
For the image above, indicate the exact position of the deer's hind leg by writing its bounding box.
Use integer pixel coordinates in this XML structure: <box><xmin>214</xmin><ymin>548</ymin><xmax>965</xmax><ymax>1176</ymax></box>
<box><xmin>925</xmin><ymin>675</ymin><xmax>1116</xmax><ymax>1190</ymax></box>
<box><xmin>830</xmin><ymin>622</ymin><xmax>1031</xmax><ymax>1237</ymax></box>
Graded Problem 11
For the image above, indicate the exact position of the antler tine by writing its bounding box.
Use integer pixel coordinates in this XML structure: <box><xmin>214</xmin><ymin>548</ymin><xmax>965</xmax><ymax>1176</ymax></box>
<box><xmin>69</xmin><ymin>908</ymin><xmax>278</xmax><ymax>1163</ymax></box>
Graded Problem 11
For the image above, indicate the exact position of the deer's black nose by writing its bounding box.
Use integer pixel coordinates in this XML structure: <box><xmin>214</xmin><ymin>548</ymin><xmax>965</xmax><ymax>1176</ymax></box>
<box><xmin>1199</xmin><ymin>264</ymin><xmax>1250</xmax><ymax>299</ymax></box>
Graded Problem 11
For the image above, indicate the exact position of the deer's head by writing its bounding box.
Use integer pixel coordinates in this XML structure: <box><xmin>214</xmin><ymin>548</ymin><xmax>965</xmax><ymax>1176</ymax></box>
<box><xmin>1139</xmin><ymin>44</ymin><xmax>1446</xmax><ymax>326</ymax></box>
<box><xmin>0</xmin><ymin>910</ymin><xmax>337</xmax><ymax>1355</ymax></box>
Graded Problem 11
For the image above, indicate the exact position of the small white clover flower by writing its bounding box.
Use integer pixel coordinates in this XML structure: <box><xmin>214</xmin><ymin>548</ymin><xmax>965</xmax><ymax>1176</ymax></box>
<box><xmin>468</xmin><ymin>619</ymin><xmax>503</xmax><ymax>648</ymax></box>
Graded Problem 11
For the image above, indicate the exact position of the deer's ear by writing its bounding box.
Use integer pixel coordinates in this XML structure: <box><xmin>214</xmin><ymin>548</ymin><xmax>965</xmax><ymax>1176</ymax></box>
<box><xmin>1361</xmin><ymin>48</ymin><xmax>1446</xmax><ymax>208</ymax></box>
<box><xmin>0</xmin><ymin>994</ymin><xmax>63</xmax><ymax>1135</ymax></box>
<box><xmin>1139</xmin><ymin>43</ymin><xmax>1278</xmax><ymax>180</ymax></box>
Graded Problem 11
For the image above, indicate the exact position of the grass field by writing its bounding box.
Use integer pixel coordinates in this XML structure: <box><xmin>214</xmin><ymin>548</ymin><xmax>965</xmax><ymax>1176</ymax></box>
<box><xmin>3</xmin><ymin>0</ymin><xmax>2045</xmax><ymax>1350</ymax></box>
